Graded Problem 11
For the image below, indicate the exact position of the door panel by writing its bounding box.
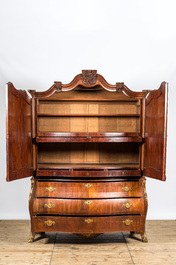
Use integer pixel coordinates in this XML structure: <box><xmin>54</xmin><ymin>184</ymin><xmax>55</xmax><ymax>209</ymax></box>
<box><xmin>144</xmin><ymin>82</ymin><xmax>168</xmax><ymax>181</ymax></box>
<box><xmin>6</xmin><ymin>83</ymin><xmax>33</xmax><ymax>181</ymax></box>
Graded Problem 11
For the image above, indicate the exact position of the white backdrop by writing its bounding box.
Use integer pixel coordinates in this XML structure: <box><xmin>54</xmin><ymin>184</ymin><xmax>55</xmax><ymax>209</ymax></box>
<box><xmin>0</xmin><ymin>0</ymin><xmax>176</xmax><ymax>219</ymax></box>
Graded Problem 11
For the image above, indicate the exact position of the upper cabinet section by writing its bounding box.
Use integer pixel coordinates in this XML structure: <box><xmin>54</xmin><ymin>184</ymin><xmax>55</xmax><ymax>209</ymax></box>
<box><xmin>29</xmin><ymin>70</ymin><xmax>147</xmax><ymax>139</ymax></box>
<box><xmin>6</xmin><ymin>71</ymin><xmax>168</xmax><ymax>181</ymax></box>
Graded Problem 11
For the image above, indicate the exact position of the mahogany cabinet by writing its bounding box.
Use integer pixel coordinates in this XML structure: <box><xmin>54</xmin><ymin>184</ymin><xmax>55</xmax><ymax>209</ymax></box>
<box><xmin>6</xmin><ymin>70</ymin><xmax>168</xmax><ymax>243</ymax></box>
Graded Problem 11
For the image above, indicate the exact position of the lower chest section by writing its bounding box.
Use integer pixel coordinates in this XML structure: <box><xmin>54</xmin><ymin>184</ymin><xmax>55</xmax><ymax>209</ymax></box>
<box><xmin>29</xmin><ymin>178</ymin><xmax>147</xmax><ymax>234</ymax></box>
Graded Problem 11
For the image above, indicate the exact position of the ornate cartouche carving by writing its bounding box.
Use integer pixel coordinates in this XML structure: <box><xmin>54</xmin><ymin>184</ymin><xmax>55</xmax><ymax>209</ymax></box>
<box><xmin>116</xmin><ymin>82</ymin><xmax>124</xmax><ymax>92</ymax></box>
<box><xmin>54</xmin><ymin>81</ymin><xmax>62</xmax><ymax>91</ymax></box>
<box><xmin>82</xmin><ymin>70</ymin><xmax>97</xmax><ymax>86</ymax></box>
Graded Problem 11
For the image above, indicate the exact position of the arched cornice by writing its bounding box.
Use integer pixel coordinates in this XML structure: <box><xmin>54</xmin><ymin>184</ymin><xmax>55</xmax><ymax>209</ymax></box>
<box><xmin>28</xmin><ymin>81</ymin><xmax>62</xmax><ymax>99</ymax></box>
<box><xmin>28</xmin><ymin>70</ymin><xmax>148</xmax><ymax>99</ymax></box>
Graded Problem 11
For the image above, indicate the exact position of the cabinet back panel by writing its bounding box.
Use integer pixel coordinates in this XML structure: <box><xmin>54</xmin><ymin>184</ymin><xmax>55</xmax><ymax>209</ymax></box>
<box><xmin>38</xmin><ymin>101</ymin><xmax>140</xmax><ymax>115</ymax></box>
<box><xmin>38</xmin><ymin>117</ymin><xmax>140</xmax><ymax>133</ymax></box>
<box><xmin>37</xmin><ymin>86</ymin><xmax>141</xmax><ymax>133</ymax></box>
<box><xmin>38</xmin><ymin>143</ymin><xmax>139</xmax><ymax>165</ymax></box>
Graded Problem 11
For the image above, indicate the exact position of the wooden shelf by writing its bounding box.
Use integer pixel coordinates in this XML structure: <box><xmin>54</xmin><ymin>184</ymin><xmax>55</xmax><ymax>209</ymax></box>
<box><xmin>38</xmin><ymin>99</ymin><xmax>139</xmax><ymax>102</ymax></box>
<box><xmin>37</xmin><ymin>163</ymin><xmax>139</xmax><ymax>170</ymax></box>
<box><xmin>37</xmin><ymin>113</ymin><xmax>140</xmax><ymax>117</ymax></box>
<box><xmin>36</xmin><ymin>132</ymin><xmax>143</xmax><ymax>143</ymax></box>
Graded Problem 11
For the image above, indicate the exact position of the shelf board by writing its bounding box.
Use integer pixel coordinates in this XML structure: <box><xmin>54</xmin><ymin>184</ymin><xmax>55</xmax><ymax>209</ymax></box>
<box><xmin>37</xmin><ymin>113</ymin><xmax>140</xmax><ymax>117</ymax></box>
<box><xmin>36</xmin><ymin>132</ymin><xmax>143</xmax><ymax>143</ymax></box>
<box><xmin>37</xmin><ymin>163</ymin><xmax>139</xmax><ymax>170</ymax></box>
<box><xmin>39</xmin><ymin>99</ymin><xmax>139</xmax><ymax>102</ymax></box>
<box><xmin>36</xmin><ymin>133</ymin><xmax>143</xmax><ymax>143</ymax></box>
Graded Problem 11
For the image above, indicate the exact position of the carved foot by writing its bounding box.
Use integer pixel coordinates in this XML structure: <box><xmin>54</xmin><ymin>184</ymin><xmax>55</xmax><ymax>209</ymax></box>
<box><xmin>141</xmin><ymin>232</ymin><xmax>148</xmax><ymax>243</ymax></box>
<box><xmin>28</xmin><ymin>233</ymin><xmax>35</xmax><ymax>243</ymax></box>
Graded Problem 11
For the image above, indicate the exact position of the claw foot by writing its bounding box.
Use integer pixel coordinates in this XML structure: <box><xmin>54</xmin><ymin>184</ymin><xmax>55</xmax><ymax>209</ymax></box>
<box><xmin>141</xmin><ymin>232</ymin><xmax>148</xmax><ymax>243</ymax></box>
<box><xmin>28</xmin><ymin>233</ymin><xmax>35</xmax><ymax>243</ymax></box>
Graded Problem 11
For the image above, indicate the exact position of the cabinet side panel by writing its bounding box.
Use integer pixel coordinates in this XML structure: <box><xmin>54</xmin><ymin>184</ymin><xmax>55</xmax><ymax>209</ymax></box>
<box><xmin>6</xmin><ymin>83</ymin><xmax>33</xmax><ymax>181</ymax></box>
<box><xmin>144</xmin><ymin>82</ymin><xmax>168</xmax><ymax>181</ymax></box>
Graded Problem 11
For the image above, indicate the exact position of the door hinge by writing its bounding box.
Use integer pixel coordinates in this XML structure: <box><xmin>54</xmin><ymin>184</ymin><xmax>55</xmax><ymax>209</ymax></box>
<box><xmin>162</xmin><ymin>132</ymin><xmax>166</xmax><ymax>139</ymax></box>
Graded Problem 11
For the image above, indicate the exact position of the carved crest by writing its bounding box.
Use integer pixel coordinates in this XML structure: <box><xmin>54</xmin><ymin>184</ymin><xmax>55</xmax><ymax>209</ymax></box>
<box><xmin>116</xmin><ymin>82</ymin><xmax>124</xmax><ymax>92</ymax></box>
<box><xmin>54</xmin><ymin>81</ymin><xmax>62</xmax><ymax>91</ymax></box>
<box><xmin>82</xmin><ymin>70</ymin><xmax>97</xmax><ymax>86</ymax></box>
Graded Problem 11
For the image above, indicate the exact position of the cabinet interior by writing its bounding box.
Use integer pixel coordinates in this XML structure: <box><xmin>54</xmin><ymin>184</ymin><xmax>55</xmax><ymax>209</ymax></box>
<box><xmin>36</xmin><ymin>85</ymin><xmax>142</xmax><ymax>170</ymax></box>
<box><xmin>37</xmin><ymin>142</ymin><xmax>140</xmax><ymax>168</ymax></box>
<box><xmin>37</xmin><ymin>87</ymin><xmax>141</xmax><ymax>134</ymax></box>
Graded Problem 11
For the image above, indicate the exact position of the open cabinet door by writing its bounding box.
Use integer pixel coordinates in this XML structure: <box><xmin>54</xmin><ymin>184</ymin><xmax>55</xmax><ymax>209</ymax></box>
<box><xmin>143</xmin><ymin>82</ymin><xmax>168</xmax><ymax>181</ymax></box>
<box><xmin>6</xmin><ymin>83</ymin><xmax>33</xmax><ymax>181</ymax></box>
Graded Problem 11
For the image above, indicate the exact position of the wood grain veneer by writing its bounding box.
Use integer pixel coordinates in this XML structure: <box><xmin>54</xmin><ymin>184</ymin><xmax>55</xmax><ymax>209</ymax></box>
<box><xmin>35</xmin><ymin>181</ymin><xmax>143</xmax><ymax>198</ymax></box>
<box><xmin>6</xmin><ymin>70</ymin><xmax>168</xmax><ymax>243</ymax></box>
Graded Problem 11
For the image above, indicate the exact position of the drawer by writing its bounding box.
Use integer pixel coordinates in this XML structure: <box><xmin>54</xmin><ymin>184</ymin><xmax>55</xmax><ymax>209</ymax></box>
<box><xmin>32</xmin><ymin>215</ymin><xmax>145</xmax><ymax>234</ymax></box>
<box><xmin>36</xmin><ymin>169</ymin><xmax>141</xmax><ymax>178</ymax></box>
<box><xmin>33</xmin><ymin>198</ymin><xmax>144</xmax><ymax>215</ymax></box>
<box><xmin>35</xmin><ymin>181</ymin><xmax>143</xmax><ymax>198</ymax></box>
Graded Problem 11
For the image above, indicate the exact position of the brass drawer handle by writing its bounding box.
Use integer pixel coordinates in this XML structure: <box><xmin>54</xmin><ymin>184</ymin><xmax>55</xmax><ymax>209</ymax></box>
<box><xmin>84</xmin><ymin>200</ymin><xmax>93</xmax><ymax>205</ymax></box>
<box><xmin>121</xmin><ymin>186</ymin><xmax>132</xmax><ymax>192</ymax></box>
<box><xmin>122</xmin><ymin>202</ymin><xmax>133</xmax><ymax>209</ymax></box>
<box><xmin>44</xmin><ymin>202</ymin><xmax>55</xmax><ymax>209</ymax></box>
<box><xmin>44</xmin><ymin>220</ymin><xmax>55</xmax><ymax>226</ymax></box>
<box><xmin>122</xmin><ymin>219</ymin><xmax>133</xmax><ymax>226</ymax></box>
<box><xmin>45</xmin><ymin>186</ymin><xmax>56</xmax><ymax>192</ymax></box>
<box><xmin>85</xmin><ymin>183</ymin><xmax>93</xmax><ymax>188</ymax></box>
<box><xmin>85</xmin><ymin>218</ymin><xmax>93</xmax><ymax>224</ymax></box>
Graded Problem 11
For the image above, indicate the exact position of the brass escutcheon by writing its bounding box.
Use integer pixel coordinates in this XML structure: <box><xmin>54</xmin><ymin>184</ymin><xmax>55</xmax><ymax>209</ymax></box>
<box><xmin>121</xmin><ymin>186</ymin><xmax>132</xmax><ymax>192</ymax></box>
<box><xmin>84</xmin><ymin>200</ymin><xmax>93</xmax><ymax>205</ymax></box>
<box><xmin>44</xmin><ymin>202</ymin><xmax>55</xmax><ymax>209</ymax></box>
<box><xmin>85</xmin><ymin>218</ymin><xmax>93</xmax><ymax>224</ymax></box>
<box><xmin>85</xmin><ymin>183</ymin><xmax>93</xmax><ymax>188</ymax></box>
<box><xmin>44</xmin><ymin>220</ymin><xmax>55</xmax><ymax>226</ymax></box>
<box><xmin>45</xmin><ymin>186</ymin><xmax>56</xmax><ymax>192</ymax></box>
<box><xmin>122</xmin><ymin>202</ymin><xmax>133</xmax><ymax>209</ymax></box>
<box><xmin>122</xmin><ymin>219</ymin><xmax>133</xmax><ymax>226</ymax></box>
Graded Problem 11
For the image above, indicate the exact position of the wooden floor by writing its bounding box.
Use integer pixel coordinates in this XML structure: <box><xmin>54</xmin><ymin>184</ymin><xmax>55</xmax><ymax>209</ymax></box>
<box><xmin>0</xmin><ymin>220</ymin><xmax>175</xmax><ymax>265</ymax></box>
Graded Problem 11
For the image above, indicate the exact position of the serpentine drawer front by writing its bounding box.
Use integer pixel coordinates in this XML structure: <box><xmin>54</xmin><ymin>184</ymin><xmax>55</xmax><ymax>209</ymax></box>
<box><xmin>33</xmin><ymin>198</ymin><xmax>144</xmax><ymax>215</ymax></box>
<box><xmin>7</xmin><ymin>71</ymin><xmax>168</xmax><ymax>243</ymax></box>
<box><xmin>31</xmin><ymin>215</ymin><xmax>145</xmax><ymax>234</ymax></box>
<box><xmin>35</xmin><ymin>181</ymin><xmax>143</xmax><ymax>198</ymax></box>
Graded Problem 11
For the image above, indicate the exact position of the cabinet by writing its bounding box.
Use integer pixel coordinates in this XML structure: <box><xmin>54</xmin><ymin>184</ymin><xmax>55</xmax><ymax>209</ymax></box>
<box><xmin>6</xmin><ymin>70</ymin><xmax>168</xmax><ymax>243</ymax></box>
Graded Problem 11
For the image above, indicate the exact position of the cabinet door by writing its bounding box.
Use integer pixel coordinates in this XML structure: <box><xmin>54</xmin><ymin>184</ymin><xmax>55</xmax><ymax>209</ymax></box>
<box><xmin>6</xmin><ymin>83</ymin><xmax>33</xmax><ymax>181</ymax></box>
<box><xmin>143</xmin><ymin>82</ymin><xmax>168</xmax><ymax>181</ymax></box>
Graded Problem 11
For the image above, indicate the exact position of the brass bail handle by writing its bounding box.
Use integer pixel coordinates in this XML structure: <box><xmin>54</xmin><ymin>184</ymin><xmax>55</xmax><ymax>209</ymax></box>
<box><xmin>85</xmin><ymin>183</ymin><xmax>93</xmax><ymax>188</ymax></box>
<box><xmin>121</xmin><ymin>186</ymin><xmax>132</xmax><ymax>192</ymax></box>
<box><xmin>45</xmin><ymin>186</ymin><xmax>56</xmax><ymax>192</ymax></box>
<box><xmin>44</xmin><ymin>220</ymin><xmax>55</xmax><ymax>226</ymax></box>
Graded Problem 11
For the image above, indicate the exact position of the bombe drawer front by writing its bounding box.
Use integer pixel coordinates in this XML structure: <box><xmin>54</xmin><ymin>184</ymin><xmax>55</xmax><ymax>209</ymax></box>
<box><xmin>33</xmin><ymin>198</ymin><xmax>144</xmax><ymax>215</ymax></box>
<box><xmin>32</xmin><ymin>215</ymin><xmax>145</xmax><ymax>234</ymax></box>
<box><xmin>35</xmin><ymin>181</ymin><xmax>143</xmax><ymax>198</ymax></box>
